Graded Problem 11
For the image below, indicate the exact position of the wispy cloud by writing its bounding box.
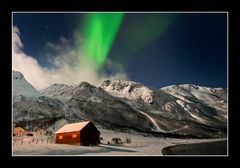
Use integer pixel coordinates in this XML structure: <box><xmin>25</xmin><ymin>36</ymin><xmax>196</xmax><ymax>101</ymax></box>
<box><xmin>12</xmin><ymin>26</ymin><xmax>128</xmax><ymax>90</ymax></box>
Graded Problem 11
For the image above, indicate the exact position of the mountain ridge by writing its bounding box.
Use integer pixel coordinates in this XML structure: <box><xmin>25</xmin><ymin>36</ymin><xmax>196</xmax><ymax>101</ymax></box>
<box><xmin>13</xmin><ymin>71</ymin><xmax>227</xmax><ymax>138</ymax></box>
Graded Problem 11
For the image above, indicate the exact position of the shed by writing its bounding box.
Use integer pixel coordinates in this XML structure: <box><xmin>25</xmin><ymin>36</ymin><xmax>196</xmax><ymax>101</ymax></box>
<box><xmin>13</xmin><ymin>127</ymin><xmax>25</xmax><ymax>136</ymax></box>
<box><xmin>55</xmin><ymin>121</ymin><xmax>100</xmax><ymax>146</ymax></box>
<box><xmin>35</xmin><ymin>128</ymin><xmax>44</xmax><ymax>137</ymax></box>
<box><xmin>23</xmin><ymin>131</ymin><xmax>34</xmax><ymax>136</ymax></box>
<box><xmin>112</xmin><ymin>138</ymin><xmax>122</xmax><ymax>144</ymax></box>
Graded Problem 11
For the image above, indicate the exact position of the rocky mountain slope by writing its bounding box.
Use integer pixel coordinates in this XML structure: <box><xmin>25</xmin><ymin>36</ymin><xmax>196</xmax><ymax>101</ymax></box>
<box><xmin>13</xmin><ymin>71</ymin><xmax>228</xmax><ymax>138</ymax></box>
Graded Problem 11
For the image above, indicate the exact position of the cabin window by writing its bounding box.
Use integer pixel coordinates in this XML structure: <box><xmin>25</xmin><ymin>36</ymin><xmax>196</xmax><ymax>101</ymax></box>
<box><xmin>72</xmin><ymin>134</ymin><xmax>77</xmax><ymax>138</ymax></box>
<box><xmin>59</xmin><ymin>135</ymin><xmax>63</xmax><ymax>140</ymax></box>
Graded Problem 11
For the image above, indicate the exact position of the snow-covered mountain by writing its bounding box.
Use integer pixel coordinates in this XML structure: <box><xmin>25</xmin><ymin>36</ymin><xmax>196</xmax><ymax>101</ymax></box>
<box><xmin>100</xmin><ymin>80</ymin><xmax>227</xmax><ymax>123</ymax></box>
<box><xmin>159</xmin><ymin>84</ymin><xmax>227</xmax><ymax>131</ymax></box>
<box><xmin>40</xmin><ymin>82</ymin><xmax>157</xmax><ymax>132</ymax></box>
<box><xmin>13</xmin><ymin>71</ymin><xmax>39</xmax><ymax>97</ymax></box>
<box><xmin>13</xmin><ymin>73</ymin><xmax>227</xmax><ymax>138</ymax></box>
<box><xmin>99</xmin><ymin>80</ymin><xmax>227</xmax><ymax>137</ymax></box>
<box><xmin>160</xmin><ymin>84</ymin><xmax>227</xmax><ymax>120</ymax></box>
<box><xmin>12</xmin><ymin>71</ymin><xmax>69</xmax><ymax>126</ymax></box>
<box><xmin>101</xmin><ymin>80</ymin><xmax>155</xmax><ymax>104</ymax></box>
<box><xmin>40</xmin><ymin>83</ymin><xmax>70</xmax><ymax>100</ymax></box>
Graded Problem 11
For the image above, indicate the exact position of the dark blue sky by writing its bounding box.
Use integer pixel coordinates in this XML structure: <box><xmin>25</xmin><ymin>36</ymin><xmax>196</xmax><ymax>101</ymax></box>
<box><xmin>13</xmin><ymin>13</ymin><xmax>227</xmax><ymax>89</ymax></box>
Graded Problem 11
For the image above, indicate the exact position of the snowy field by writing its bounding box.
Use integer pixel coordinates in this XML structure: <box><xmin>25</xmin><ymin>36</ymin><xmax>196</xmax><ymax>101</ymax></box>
<box><xmin>13</xmin><ymin>128</ymin><xmax>227</xmax><ymax>156</ymax></box>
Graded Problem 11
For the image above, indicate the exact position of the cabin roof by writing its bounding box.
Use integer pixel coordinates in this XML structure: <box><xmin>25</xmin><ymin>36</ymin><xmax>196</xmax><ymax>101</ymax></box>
<box><xmin>14</xmin><ymin>127</ymin><xmax>25</xmax><ymax>134</ymax></box>
<box><xmin>55</xmin><ymin>121</ymin><xmax>91</xmax><ymax>134</ymax></box>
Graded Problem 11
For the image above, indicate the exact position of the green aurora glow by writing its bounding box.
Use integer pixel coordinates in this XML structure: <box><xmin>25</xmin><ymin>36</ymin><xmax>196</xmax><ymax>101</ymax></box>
<box><xmin>80</xmin><ymin>13</ymin><xmax>124</xmax><ymax>69</ymax></box>
<box><xmin>123</xmin><ymin>14</ymin><xmax>176</xmax><ymax>54</ymax></box>
<box><xmin>108</xmin><ymin>13</ymin><xmax>176</xmax><ymax>66</ymax></box>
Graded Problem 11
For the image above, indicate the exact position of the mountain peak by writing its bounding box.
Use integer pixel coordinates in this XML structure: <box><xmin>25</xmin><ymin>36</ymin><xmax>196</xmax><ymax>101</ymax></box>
<box><xmin>12</xmin><ymin>70</ymin><xmax>39</xmax><ymax>97</ymax></box>
<box><xmin>100</xmin><ymin>79</ymin><xmax>154</xmax><ymax>104</ymax></box>
<box><xmin>13</xmin><ymin>70</ymin><xmax>23</xmax><ymax>80</ymax></box>
<box><xmin>101</xmin><ymin>79</ymin><xmax>145</xmax><ymax>89</ymax></box>
<box><xmin>76</xmin><ymin>81</ymin><xmax>93</xmax><ymax>88</ymax></box>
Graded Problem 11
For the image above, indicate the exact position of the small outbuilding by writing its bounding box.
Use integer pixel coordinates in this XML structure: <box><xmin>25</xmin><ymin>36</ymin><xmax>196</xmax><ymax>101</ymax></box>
<box><xmin>35</xmin><ymin>128</ymin><xmax>44</xmax><ymax>137</ymax></box>
<box><xmin>55</xmin><ymin>121</ymin><xmax>100</xmax><ymax>146</ymax></box>
<box><xmin>23</xmin><ymin>131</ymin><xmax>34</xmax><ymax>136</ymax></box>
<box><xmin>13</xmin><ymin>127</ymin><xmax>25</xmax><ymax>136</ymax></box>
<box><xmin>112</xmin><ymin>138</ymin><xmax>122</xmax><ymax>144</ymax></box>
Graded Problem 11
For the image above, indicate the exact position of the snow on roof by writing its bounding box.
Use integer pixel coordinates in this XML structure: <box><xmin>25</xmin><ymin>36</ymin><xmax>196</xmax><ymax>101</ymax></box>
<box><xmin>55</xmin><ymin>121</ymin><xmax>91</xmax><ymax>134</ymax></box>
<box><xmin>14</xmin><ymin>127</ymin><xmax>25</xmax><ymax>134</ymax></box>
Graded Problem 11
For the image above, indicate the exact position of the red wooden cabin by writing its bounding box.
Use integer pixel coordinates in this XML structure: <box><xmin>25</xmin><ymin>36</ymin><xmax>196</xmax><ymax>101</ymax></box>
<box><xmin>55</xmin><ymin>121</ymin><xmax>100</xmax><ymax>146</ymax></box>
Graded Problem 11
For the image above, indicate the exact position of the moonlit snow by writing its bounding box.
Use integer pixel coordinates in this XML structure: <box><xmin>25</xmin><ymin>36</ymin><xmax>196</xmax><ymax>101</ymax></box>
<box><xmin>12</xmin><ymin>71</ymin><xmax>227</xmax><ymax>155</ymax></box>
<box><xmin>13</xmin><ymin>128</ymin><xmax>226</xmax><ymax>156</ymax></box>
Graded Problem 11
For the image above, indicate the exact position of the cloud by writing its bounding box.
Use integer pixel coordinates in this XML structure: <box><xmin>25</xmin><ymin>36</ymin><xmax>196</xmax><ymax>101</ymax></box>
<box><xmin>12</xmin><ymin>26</ymin><xmax>128</xmax><ymax>90</ymax></box>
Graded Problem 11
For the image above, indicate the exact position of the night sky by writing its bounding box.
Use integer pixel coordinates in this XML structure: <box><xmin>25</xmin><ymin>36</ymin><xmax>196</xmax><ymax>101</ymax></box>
<box><xmin>13</xmin><ymin>13</ymin><xmax>227</xmax><ymax>90</ymax></box>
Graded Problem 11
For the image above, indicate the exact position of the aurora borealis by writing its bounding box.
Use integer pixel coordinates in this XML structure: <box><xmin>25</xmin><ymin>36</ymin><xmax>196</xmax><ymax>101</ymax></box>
<box><xmin>12</xmin><ymin>13</ymin><xmax>227</xmax><ymax>90</ymax></box>
<box><xmin>120</xmin><ymin>14</ymin><xmax>175</xmax><ymax>54</ymax></box>
<box><xmin>80</xmin><ymin>13</ymin><xmax>124</xmax><ymax>69</ymax></box>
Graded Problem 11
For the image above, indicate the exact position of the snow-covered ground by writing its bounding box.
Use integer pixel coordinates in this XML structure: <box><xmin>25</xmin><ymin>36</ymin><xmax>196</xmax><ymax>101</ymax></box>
<box><xmin>13</xmin><ymin>128</ymin><xmax>226</xmax><ymax>156</ymax></box>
